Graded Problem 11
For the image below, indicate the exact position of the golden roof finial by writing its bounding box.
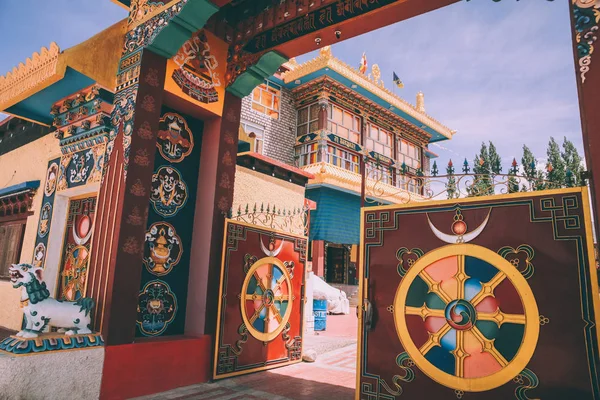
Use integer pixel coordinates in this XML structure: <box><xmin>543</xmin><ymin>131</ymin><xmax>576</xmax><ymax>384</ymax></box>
<box><xmin>319</xmin><ymin>45</ymin><xmax>332</xmax><ymax>58</ymax></box>
<box><xmin>416</xmin><ymin>91</ymin><xmax>425</xmax><ymax>113</ymax></box>
<box><xmin>372</xmin><ymin>64</ymin><xmax>381</xmax><ymax>86</ymax></box>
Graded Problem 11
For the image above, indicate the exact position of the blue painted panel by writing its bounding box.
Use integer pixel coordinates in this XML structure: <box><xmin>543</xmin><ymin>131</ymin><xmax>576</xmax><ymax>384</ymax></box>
<box><xmin>0</xmin><ymin>180</ymin><xmax>40</xmax><ymax>197</ymax></box>
<box><xmin>6</xmin><ymin>68</ymin><xmax>95</xmax><ymax>124</ymax></box>
<box><xmin>306</xmin><ymin>186</ymin><xmax>361</xmax><ymax>245</ymax></box>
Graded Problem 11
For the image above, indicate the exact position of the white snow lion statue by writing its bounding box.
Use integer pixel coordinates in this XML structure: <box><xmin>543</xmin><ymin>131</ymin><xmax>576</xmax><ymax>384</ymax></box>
<box><xmin>9</xmin><ymin>263</ymin><xmax>94</xmax><ymax>338</ymax></box>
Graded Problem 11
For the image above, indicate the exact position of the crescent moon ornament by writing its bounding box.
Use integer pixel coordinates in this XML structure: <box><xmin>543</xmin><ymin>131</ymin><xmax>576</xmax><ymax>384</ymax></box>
<box><xmin>73</xmin><ymin>215</ymin><xmax>93</xmax><ymax>245</ymax></box>
<box><xmin>260</xmin><ymin>235</ymin><xmax>285</xmax><ymax>257</ymax></box>
<box><xmin>427</xmin><ymin>209</ymin><xmax>491</xmax><ymax>244</ymax></box>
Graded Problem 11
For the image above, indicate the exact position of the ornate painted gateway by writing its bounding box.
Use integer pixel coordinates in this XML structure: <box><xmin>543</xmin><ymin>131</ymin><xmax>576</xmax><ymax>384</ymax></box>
<box><xmin>357</xmin><ymin>188</ymin><xmax>600</xmax><ymax>399</ymax></box>
<box><xmin>213</xmin><ymin>220</ymin><xmax>307</xmax><ymax>379</ymax></box>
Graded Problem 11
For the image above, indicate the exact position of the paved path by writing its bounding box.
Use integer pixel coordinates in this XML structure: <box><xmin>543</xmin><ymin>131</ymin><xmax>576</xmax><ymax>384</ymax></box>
<box><xmin>133</xmin><ymin>344</ymin><xmax>357</xmax><ymax>400</ymax></box>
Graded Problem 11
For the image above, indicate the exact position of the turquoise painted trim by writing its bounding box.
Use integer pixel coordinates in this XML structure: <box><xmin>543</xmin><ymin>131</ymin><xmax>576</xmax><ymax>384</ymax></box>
<box><xmin>306</xmin><ymin>183</ymin><xmax>392</xmax><ymax>206</ymax></box>
<box><xmin>147</xmin><ymin>0</ymin><xmax>219</xmax><ymax>59</ymax></box>
<box><xmin>0</xmin><ymin>181</ymin><xmax>40</xmax><ymax>197</ymax></box>
<box><xmin>227</xmin><ymin>51</ymin><xmax>288</xmax><ymax>98</ymax></box>
<box><xmin>282</xmin><ymin>68</ymin><xmax>449</xmax><ymax>143</ymax></box>
<box><xmin>5</xmin><ymin>68</ymin><xmax>94</xmax><ymax>124</ymax></box>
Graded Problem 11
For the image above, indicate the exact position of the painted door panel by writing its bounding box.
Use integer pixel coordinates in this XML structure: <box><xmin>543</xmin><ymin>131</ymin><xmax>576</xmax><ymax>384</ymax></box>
<box><xmin>358</xmin><ymin>188</ymin><xmax>600</xmax><ymax>399</ymax></box>
<box><xmin>214</xmin><ymin>220</ymin><xmax>306</xmax><ymax>379</ymax></box>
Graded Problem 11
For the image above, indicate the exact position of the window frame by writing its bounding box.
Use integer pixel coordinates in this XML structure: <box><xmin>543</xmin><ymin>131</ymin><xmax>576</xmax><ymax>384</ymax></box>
<box><xmin>296</xmin><ymin>103</ymin><xmax>320</xmax><ymax>137</ymax></box>
<box><xmin>250</xmin><ymin>80</ymin><xmax>282</xmax><ymax>120</ymax></box>
<box><xmin>0</xmin><ymin>219</ymin><xmax>27</xmax><ymax>280</ymax></box>
<box><xmin>397</xmin><ymin>137</ymin><xmax>422</xmax><ymax>170</ymax></box>
<box><xmin>240</xmin><ymin>120</ymin><xmax>265</xmax><ymax>154</ymax></box>
<box><xmin>365</xmin><ymin>123</ymin><xmax>393</xmax><ymax>158</ymax></box>
<box><xmin>326</xmin><ymin>103</ymin><xmax>361</xmax><ymax>143</ymax></box>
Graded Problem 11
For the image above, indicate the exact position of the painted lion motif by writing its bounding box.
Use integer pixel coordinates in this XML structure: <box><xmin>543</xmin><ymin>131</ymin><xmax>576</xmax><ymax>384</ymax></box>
<box><xmin>9</xmin><ymin>263</ymin><xmax>94</xmax><ymax>338</ymax></box>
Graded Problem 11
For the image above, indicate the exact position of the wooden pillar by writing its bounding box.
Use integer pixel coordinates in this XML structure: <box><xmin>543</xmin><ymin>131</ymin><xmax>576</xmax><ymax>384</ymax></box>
<box><xmin>189</xmin><ymin>92</ymin><xmax>242</xmax><ymax>336</ymax></box>
<box><xmin>312</xmin><ymin>240</ymin><xmax>325</xmax><ymax>278</ymax></box>
<box><xmin>570</xmin><ymin>4</ymin><xmax>600</xmax><ymax>239</ymax></box>
<box><xmin>317</xmin><ymin>93</ymin><xmax>329</xmax><ymax>131</ymax></box>
<box><xmin>87</xmin><ymin>50</ymin><xmax>167</xmax><ymax>345</ymax></box>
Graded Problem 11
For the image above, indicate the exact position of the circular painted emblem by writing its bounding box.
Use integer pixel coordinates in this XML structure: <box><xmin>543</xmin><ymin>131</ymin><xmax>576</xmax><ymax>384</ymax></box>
<box><xmin>44</xmin><ymin>162</ymin><xmax>59</xmax><ymax>197</ymax></box>
<box><xmin>143</xmin><ymin>222</ymin><xmax>183</xmax><ymax>276</ymax></box>
<box><xmin>157</xmin><ymin>113</ymin><xmax>194</xmax><ymax>163</ymax></box>
<box><xmin>73</xmin><ymin>214</ymin><xmax>93</xmax><ymax>245</ymax></box>
<box><xmin>137</xmin><ymin>280</ymin><xmax>177</xmax><ymax>336</ymax></box>
<box><xmin>150</xmin><ymin>166</ymin><xmax>188</xmax><ymax>217</ymax></box>
<box><xmin>38</xmin><ymin>202</ymin><xmax>52</xmax><ymax>237</ymax></box>
<box><xmin>393</xmin><ymin>244</ymin><xmax>539</xmax><ymax>392</ymax></box>
<box><xmin>241</xmin><ymin>257</ymin><xmax>293</xmax><ymax>342</ymax></box>
<box><xmin>33</xmin><ymin>243</ymin><xmax>46</xmax><ymax>268</ymax></box>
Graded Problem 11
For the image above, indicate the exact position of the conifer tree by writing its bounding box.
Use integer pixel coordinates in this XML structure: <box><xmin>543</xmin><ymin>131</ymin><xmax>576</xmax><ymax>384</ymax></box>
<box><xmin>521</xmin><ymin>145</ymin><xmax>545</xmax><ymax>191</ymax></box>
<box><xmin>561</xmin><ymin>137</ymin><xmax>584</xmax><ymax>186</ymax></box>
<box><xmin>546</xmin><ymin>137</ymin><xmax>566</xmax><ymax>188</ymax></box>
<box><xmin>446</xmin><ymin>160</ymin><xmax>457</xmax><ymax>199</ymax></box>
<box><xmin>488</xmin><ymin>142</ymin><xmax>502</xmax><ymax>175</ymax></box>
<box><xmin>469</xmin><ymin>142</ymin><xmax>493</xmax><ymax>196</ymax></box>
<box><xmin>508</xmin><ymin>158</ymin><xmax>520</xmax><ymax>193</ymax></box>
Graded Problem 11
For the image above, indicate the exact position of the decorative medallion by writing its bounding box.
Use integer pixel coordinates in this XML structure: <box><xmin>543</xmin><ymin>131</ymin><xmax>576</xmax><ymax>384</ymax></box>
<box><xmin>44</xmin><ymin>162</ymin><xmax>59</xmax><ymax>197</ymax></box>
<box><xmin>394</xmin><ymin>244</ymin><xmax>539</xmax><ymax>392</ymax></box>
<box><xmin>172</xmin><ymin>30</ymin><xmax>220</xmax><ymax>104</ymax></box>
<box><xmin>156</xmin><ymin>113</ymin><xmax>194</xmax><ymax>162</ymax></box>
<box><xmin>137</xmin><ymin>280</ymin><xmax>177</xmax><ymax>336</ymax></box>
<box><xmin>60</xmin><ymin>245</ymin><xmax>90</xmax><ymax>301</ymax></box>
<box><xmin>33</xmin><ymin>243</ymin><xmax>46</xmax><ymax>268</ymax></box>
<box><xmin>72</xmin><ymin>208</ymin><xmax>93</xmax><ymax>246</ymax></box>
<box><xmin>241</xmin><ymin>257</ymin><xmax>293</xmax><ymax>342</ymax></box>
<box><xmin>38</xmin><ymin>203</ymin><xmax>52</xmax><ymax>237</ymax></box>
<box><xmin>150</xmin><ymin>166</ymin><xmax>188</xmax><ymax>217</ymax></box>
<box><xmin>143</xmin><ymin>222</ymin><xmax>183</xmax><ymax>276</ymax></box>
<box><xmin>427</xmin><ymin>209</ymin><xmax>491</xmax><ymax>244</ymax></box>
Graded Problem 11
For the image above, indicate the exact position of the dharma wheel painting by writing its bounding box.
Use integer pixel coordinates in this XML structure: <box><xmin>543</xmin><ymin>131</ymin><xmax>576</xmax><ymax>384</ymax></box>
<box><xmin>214</xmin><ymin>221</ymin><xmax>306</xmax><ymax>379</ymax></box>
<box><xmin>394</xmin><ymin>246</ymin><xmax>538</xmax><ymax>393</ymax></box>
<box><xmin>359</xmin><ymin>188</ymin><xmax>600</xmax><ymax>399</ymax></box>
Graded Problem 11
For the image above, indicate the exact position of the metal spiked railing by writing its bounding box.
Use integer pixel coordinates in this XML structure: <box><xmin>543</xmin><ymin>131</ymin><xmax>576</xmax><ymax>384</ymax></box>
<box><xmin>229</xmin><ymin>203</ymin><xmax>309</xmax><ymax>236</ymax></box>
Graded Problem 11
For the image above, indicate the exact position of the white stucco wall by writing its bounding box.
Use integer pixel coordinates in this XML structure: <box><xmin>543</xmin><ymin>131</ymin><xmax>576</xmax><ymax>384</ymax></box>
<box><xmin>0</xmin><ymin>133</ymin><xmax>60</xmax><ymax>330</ymax></box>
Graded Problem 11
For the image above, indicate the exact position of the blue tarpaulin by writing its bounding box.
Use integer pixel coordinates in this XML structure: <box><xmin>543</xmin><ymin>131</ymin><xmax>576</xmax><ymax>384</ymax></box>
<box><xmin>306</xmin><ymin>186</ymin><xmax>361</xmax><ymax>245</ymax></box>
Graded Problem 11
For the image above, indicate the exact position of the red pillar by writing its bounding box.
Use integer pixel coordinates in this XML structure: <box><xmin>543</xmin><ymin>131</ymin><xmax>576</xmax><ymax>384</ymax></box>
<box><xmin>87</xmin><ymin>50</ymin><xmax>167</xmax><ymax>345</ymax></box>
<box><xmin>186</xmin><ymin>92</ymin><xmax>242</xmax><ymax>336</ymax></box>
<box><xmin>312</xmin><ymin>240</ymin><xmax>325</xmax><ymax>278</ymax></box>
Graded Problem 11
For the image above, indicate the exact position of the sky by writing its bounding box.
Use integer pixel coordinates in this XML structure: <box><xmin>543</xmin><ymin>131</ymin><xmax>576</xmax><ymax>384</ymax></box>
<box><xmin>0</xmin><ymin>0</ymin><xmax>584</xmax><ymax>171</ymax></box>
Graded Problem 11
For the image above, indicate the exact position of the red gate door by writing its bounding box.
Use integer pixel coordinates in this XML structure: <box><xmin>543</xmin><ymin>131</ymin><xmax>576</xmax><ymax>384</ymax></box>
<box><xmin>357</xmin><ymin>188</ymin><xmax>600</xmax><ymax>399</ymax></box>
<box><xmin>213</xmin><ymin>220</ymin><xmax>306</xmax><ymax>379</ymax></box>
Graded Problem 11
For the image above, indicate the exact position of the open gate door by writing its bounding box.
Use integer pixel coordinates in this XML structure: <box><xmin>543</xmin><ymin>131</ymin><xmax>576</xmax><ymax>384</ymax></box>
<box><xmin>357</xmin><ymin>188</ymin><xmax>600</xmax><ymax>399</ymax></box>
<box><xmin>214</xmin><ymin>220</ymin><xmax>306</xmax><ymax>379</ymax></box>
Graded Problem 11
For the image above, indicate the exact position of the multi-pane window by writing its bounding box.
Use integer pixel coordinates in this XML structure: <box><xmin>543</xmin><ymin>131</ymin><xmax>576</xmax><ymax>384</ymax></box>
<box><xmin>327</xmin><ymin>145</ymin><xmax>360</xmax><ymax>173</ymax></box>
<box><xmin>397</xmin><ymin>175</ymin><xmax>421</xmax><ymax>194</ymax></box>
<box><xmin>296</xmin><ymin>143</ymin><xmax>319</xmax><ymax>167</ymax></box>
<box><xmin>397</xmin><ymin>138</ymin><xmax>421</xmax><ymax>169</ymax></box>
<box><xmin>297</xmin><ymin>104</ymin><xmax>320</xmax><ymax>136</ymax></box>
<box><xmin>366</xmin><ymin>162</ymin><xmax>392</xmax><ymax>185</ymax></box>
<box><xmin>327</xmin><ymin>104</ymin><xmax>361</xmax><ymax>143</ymax></box>
<box><xmin>0</xmin><ymin>221</ymin><xmax>26</xmax><ymax>279</ymax></box>
<box><xmin>366</xmin><ymin>124</ymin><xmax>392</xmax><ymax>158</ymax></box>
<box><xmin>251</xmin><ymin>81</ymin><xmax>281</xmax><ymax>119</ymax></box>
<box><xmin>240</xmin><ymin>121</ymin><xmax>265</xmax><ymax>154</ymax></box>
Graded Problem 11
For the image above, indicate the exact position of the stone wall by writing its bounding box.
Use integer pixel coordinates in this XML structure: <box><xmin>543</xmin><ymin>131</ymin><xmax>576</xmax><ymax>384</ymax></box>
<box><xmin>240</xmin><ymin>82</ymin><xmax>297</xmax><ymax>166</ymax></box>
<box><xmin>0</xmin><ymin>133</ymin><xmax>60</xmax><ymax>330</ymax></box>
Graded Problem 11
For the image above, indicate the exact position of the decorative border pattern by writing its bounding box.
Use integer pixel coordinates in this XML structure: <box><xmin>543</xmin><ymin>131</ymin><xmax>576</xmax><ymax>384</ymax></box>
<box><xmin>0</xmin><ymin>333</ymin><xmax>104</xmax><ymax>356</ymax></box>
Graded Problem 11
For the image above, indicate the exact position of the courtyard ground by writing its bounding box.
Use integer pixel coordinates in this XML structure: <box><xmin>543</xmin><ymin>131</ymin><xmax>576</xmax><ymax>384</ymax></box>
<box><xmin>133</xmin><ymin>313</ymin><xmax>359</xmax><ymax>400</ymax></box>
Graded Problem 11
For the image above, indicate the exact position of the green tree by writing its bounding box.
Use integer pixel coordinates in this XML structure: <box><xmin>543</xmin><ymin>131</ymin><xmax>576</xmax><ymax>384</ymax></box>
<box><xmin>446</xmin><ymin>160</ymin><xmax>457</xmax><ymax>199</ymax></box>
<box><xmin>546</xmin><ymin>137</ymin><xmax>566</xmax><ymax>188</ymax></box>
<box><xmin>469</xmin><ymin>142</ymin><xmax>493</xmax><ymax>196</ymax></box>
<box><xmin>561</xmin><ymin>137</ymin><xmax>584</xmax><ymax>186</ymax></box>
<box><xmin>508</xmin><ymin>158</ymin><xmax>520</xmax><ymax>193</ymax></box>
<box><xmin>488</xmin><ymin>142</ymin><xmax>502</xmax><ymax>175</ymax></box>
<box><xmin>521</xmin><ymin>145</ymin><xmax>545</xmax><ymax>191</ymax></box>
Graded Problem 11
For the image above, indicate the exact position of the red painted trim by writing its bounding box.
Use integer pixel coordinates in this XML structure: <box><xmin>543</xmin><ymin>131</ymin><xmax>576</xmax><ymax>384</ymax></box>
<box><xmin>237</xmin><ymin>151</ymin><xmax>315</xmax><ymax>179</ymax></box>
<box><xmin>99</xmin><ymin>335</ymin><xmax>212</xmax><ymax>400</ymax></box>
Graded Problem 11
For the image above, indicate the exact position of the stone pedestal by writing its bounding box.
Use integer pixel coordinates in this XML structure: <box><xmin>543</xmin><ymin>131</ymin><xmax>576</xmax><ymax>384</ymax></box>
<box><xmin>0</xmin><ymin>345</ymin><xmax>104</xmax><ymax>399</ymax></box>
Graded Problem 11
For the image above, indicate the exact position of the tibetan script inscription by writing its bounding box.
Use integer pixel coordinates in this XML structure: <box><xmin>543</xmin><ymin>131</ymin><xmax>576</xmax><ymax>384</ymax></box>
<box><xmin>245</xmin><ymin>0</ymin><xmax>396</xmax><ymax>53</ymax></box>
